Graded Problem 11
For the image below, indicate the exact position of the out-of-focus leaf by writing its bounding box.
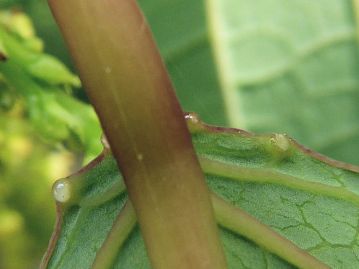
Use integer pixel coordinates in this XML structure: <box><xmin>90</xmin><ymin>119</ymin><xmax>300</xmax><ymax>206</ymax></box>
<box><xmin>3</xmin><ymin>0</ymin><xmax>229</xmax><ymax>126</ymax></box>
<box><xmin>3</xmin><ymin>1</ymin><xmax>358</xmax><ymax>165</ymax></box>
<box><xmin>0</xmin><ymin>37</ymin><xmax>7</xmax><ymax>59</ymax></box>
<box><xmin>0</xmin><ymin>10</ymin><xmax>35</xmax><ymax>38</ymax></box>
<box><xmin>0</xmin><ymin>0</ymin><xmax>24</xmax><ymax>9</ymax></box>
<box><xmin>0</xmin><ymin>10</ymin><xmax>100</xmax><ymax>160</ymax></box>
<box><xmin>27</xmin><ymin>54</ymin><xmax>81</xmax><ymax>87</ymax></box>
<box><xmin>42</xmin><ymin>115</ymin><xmax>359</xmax><ymax>269</ymax></box>
<box><xmin>207</xmin><ymin>0</ymin><xmax>359</xmax><ymax>164</ymax></box>
<box><xmin>0</xmin><ymin>80</ymin><xmax>15</xmax><ymax>110</ymax></box>
<box><xmin>0</xmin><ymin>113</ymin><xmax>74</xmax><ymax>269</ymax></box>
<box><xmin>0</xmin><ymin>10</ymin><xmax>43</xmax><ymax>52</ymax></box>
<box><xmin>138</xmin><ymin>0</ymin><xmax>228</xmax><ymax>126</ymax></box>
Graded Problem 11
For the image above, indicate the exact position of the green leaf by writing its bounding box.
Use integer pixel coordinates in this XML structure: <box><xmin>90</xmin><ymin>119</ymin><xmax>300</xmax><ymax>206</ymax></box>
<box><xmin>207</xmin><ymin>0</ymin><xmax>359</xmax><ymax>164</ymax></box>
<box><xmin>0</xmin><ymin>11</ymin><xmax>101</xmax><ymax>160</ymax></box>
<box><xmin>5</xmin><ymin>1</ymin><xmax>358</xmax><ymax>165</ymax></box>
<box><xmin>27</xmin><ymin>54</ymin><xmax>81</xmax><ymax>87</ymax></box>
<box><xmin>134</xmin><ymin>0</ymin><xmax>359</xmax><ymax>164</ymax></box>
<box><xmin>42</xmin><ymin>115</ymin><xmax>359</xmax><ymax>269</ymax></box>
<box><xmin>4</xmin><ymin>0</ymin><xmax>229</xmax><ymax>126</ymax></box>
<box><xmin>137</xmin><ymin>0</ymin><xmax>228</xmax><ymax>126</ymax></box>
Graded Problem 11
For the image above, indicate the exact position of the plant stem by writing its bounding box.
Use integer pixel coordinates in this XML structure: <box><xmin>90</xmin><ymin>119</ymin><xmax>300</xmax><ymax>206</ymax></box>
<box><xmin>48</xmin><ymin>0</ymin><xmax>227</xmax><ymax>268</ymax></box>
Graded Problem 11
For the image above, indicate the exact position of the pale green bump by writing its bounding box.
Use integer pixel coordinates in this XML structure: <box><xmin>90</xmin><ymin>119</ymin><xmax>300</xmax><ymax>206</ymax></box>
<box><xmin>185</xmin><ymin>112</ymin><xmax>202</xmax><ymax>133</ymax></box>
<box><xmin>53</xmin><ymin>179</ymin><xmax>72</xmax><ymax>203</ymax></box>
<box><xmin>270</xmin><ymin>134</ymin><xmax>290</xmax><ymax>152</ymax></box>
<box><xmin>267</xmin><ymin>133</ymin><xmax>293</xmax><ymax>161</ymax></box>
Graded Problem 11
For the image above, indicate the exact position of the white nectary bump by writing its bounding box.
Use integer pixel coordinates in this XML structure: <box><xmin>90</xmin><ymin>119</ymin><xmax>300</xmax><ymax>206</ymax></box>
<box><xmin>53</xmin><ymin>179</ymin><xmax>71</xmax><ymax>203</ymax></box>
<box><xmin>271</xmin><ymin>134</ymin><xmax>290</xmax><ymax>152</ymax></box>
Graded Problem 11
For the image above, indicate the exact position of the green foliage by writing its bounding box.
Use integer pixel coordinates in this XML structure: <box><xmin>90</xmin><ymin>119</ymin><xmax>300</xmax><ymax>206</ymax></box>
<box><xmin>137</xmin><ymin>0</ymin><xmax>228</xmax><ymax>126</ymax></box>
<box><xmin>207</xmin><ymin>0</ymin><xmax>359</xmax><ymax>164</ymax></box>
<box><xmin>43</xmin><ymin>116</ymin><xmax>359</xmax><ymax>269</ymax></box>
<box><xmin>137</xmin><ymin>0</ymin><xmax>359</xmax><ymax>164</ymax></box>
<box><xmin>0</xmin><ymin>10</ymin><xmax>101</xmax><ymax>160</ymax></box>
<box><xmin>4</xmin><ymin>0</ymin><xmax>359</xmax><ymax>164</ymax></box>
<box><xmin>0</xmin><ymin>9</ymin><xmax>100</xmax><ymax>269</ymax></box>
<box><xmin>0</xmin><ymin>112</ymin><xmax>73</xmax><ymax>269</ymax></box>
<box><xmin>1</xmin><ymin>0</ymin><xmax>359</xmax><ymax>268</ymax></box>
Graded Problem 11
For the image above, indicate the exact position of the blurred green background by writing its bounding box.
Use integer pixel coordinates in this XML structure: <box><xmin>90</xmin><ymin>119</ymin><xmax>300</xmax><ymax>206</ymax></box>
<box><xmin>0</xmin><ymin>0</ymin><xmax>358</xmax><ymax>268</ymax></box>
<box><xmin>0</xmin><ymin>1</ymin><xmax>101</xmax><ymax>268</ymax></box>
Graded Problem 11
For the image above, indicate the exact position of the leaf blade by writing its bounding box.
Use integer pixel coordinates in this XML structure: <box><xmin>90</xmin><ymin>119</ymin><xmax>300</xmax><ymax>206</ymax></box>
<box><xmin>207</xmin><ymin>0</ymin><xmax>359</xmax><ymax>164</ymax></box>
<box><xmin>43</xmin><ymin>115</ymin><xmax>359</xmax><ymax>269</ymax></box>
